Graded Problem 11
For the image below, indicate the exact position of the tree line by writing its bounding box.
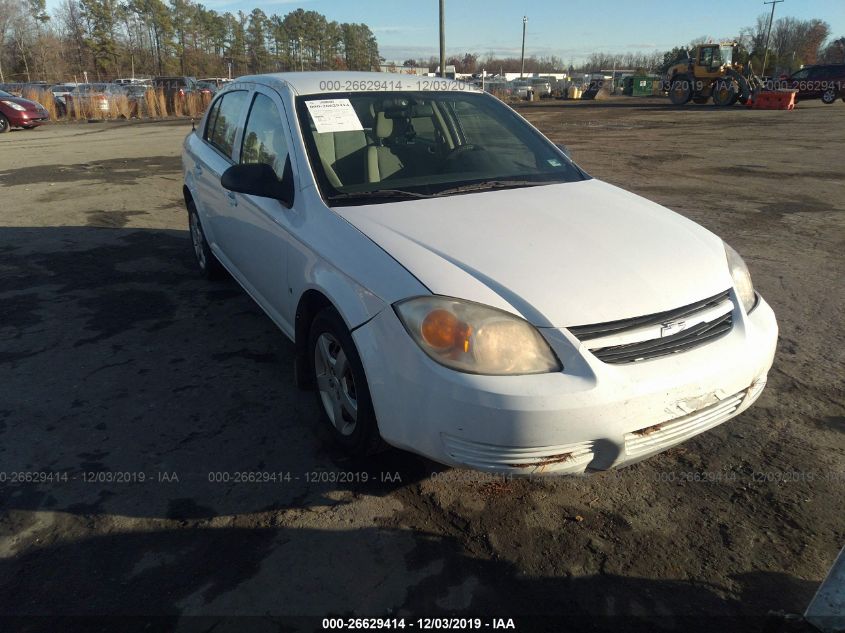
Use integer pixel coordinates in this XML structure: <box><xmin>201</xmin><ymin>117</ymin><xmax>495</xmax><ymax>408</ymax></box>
<box><xmin>0</xmin><ymin>0</ymin><xmax>381</xmax><ymax>83</ymax></box>
<box><xmin>1</xmin><ymin>4</ymin><xmax>842</xmax><ymax>85</ymax></box>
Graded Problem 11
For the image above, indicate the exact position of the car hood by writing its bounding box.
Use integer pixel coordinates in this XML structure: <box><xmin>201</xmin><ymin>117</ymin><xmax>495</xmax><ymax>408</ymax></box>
<box><xmin>1</xmin><ymin>96</ymin><xmax>43</xmax><ymax>111</ymax></box>
<box><xmin>334</xmin><ymin>179</ymin><xmax>734</xmax><ymax>328</ymax></box>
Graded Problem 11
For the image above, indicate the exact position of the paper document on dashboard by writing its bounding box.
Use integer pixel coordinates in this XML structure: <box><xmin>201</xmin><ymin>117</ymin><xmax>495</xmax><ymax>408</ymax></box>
<box><xmin>306</xmin><ymin>99</ymin><xmax>364</xmax><ymax>133</ymax></box>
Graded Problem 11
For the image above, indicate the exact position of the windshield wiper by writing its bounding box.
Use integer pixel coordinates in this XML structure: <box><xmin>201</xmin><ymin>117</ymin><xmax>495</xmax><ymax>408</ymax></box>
<box><xmin>433</xmin><ymin>180</ymin><xmax>554</xmax><ymax>196</ymax></box>
<box><xmin>326</xmin><ymin>189</ymin><xmax>435</xmax><ymax>204</ymax></box>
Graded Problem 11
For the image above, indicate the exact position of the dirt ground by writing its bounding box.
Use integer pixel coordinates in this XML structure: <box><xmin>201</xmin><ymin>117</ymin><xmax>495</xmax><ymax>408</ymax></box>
<box><xmin>1</xmin><ymin>97</ymin><xmax>843</xmax><ymax>632</ymax></box>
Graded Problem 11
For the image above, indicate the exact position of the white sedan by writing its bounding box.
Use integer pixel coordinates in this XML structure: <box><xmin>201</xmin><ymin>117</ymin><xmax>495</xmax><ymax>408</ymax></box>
<box><xmin>182</xmin><ymin>72</ymin><xmax>777</xmax><ymax>475</ymax></box>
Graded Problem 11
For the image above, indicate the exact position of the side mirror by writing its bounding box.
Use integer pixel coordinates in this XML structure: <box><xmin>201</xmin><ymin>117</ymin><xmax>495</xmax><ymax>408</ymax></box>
<box><xmin>555</xmin><ymin>143</ymin><xmax>572</xmax><ymax>158</ymax></box>
<box><xmin>221</xmin><ymin>159</ymin><xmax>294</xmax><ymax>207</ymax></box>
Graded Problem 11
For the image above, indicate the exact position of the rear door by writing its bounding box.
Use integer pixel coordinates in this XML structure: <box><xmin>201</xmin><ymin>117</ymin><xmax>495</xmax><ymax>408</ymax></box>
<box><xmin>222</xmin><ymin>86</ymin><xmax>298</xmax><ymax>334</ymax></box>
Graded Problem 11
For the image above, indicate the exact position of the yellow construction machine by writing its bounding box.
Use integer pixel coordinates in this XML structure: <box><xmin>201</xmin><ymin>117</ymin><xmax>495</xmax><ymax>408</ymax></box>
<box><xmin>665</xmin><ymin>42</ymin><xmax>765</xmax><ymax>106</ymax></box>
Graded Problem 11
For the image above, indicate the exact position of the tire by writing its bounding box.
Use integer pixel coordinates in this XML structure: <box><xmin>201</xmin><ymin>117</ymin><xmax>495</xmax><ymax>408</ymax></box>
<box><xmin>309</xmin><ymin>306</ymin><xmax>382</xmax><ymax>457</ymax></box>
<box><xmin>187</xmin><ymin>200</ymin><xmax>224</xmax><ymax>279</ymax></box>
<box><xmin>821</xmin><ymin>88</ymin><xmax>837</xmax><ymax>104</ymax></box>
<box><xmin>669</xmin><ymin>75</ymin><xmax>693</xmax><ymax>105</ymax></box>
<box><xmin>712</xmin><ymin>79</ymin><xmax>738</xmax><ymax>106</ymax></box>
<box><xmin>0</xmin><ymin>115</ymin><xmax>10</xmax><ymax>133</ymax></box>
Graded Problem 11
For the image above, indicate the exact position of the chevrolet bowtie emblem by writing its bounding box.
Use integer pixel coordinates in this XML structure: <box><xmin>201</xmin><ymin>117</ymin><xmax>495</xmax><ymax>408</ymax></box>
<box><xmin>660</xmin><ymin>319</ymin><xmax>688</xmax><ymax>337</ymax></box>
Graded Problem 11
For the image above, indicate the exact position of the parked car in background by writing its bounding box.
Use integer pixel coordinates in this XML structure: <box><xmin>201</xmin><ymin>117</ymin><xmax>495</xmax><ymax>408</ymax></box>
<box><xmin>50</xmin><ymin>83</ymin><xmax>78</xmax><ymax>103</ymax></box>
<box><xmin>66</xmin><ymin>83</ymin><xmax>127</xmax><ymax>116</ymax></box>
<box><xmin>198</xmin><ymin>77</ymin><xmax>231</xmax><ymax>88</ymax></box>
<box><xmin>152</xmin><ymin>76</ymin><xmax>197</xmax><ymax>112</ymax></box>
<box><xmin>0</xmin><ymin>88</ymin><xmax>50</xmax><ymax>132</ymax></box>
<box><xmin>782</xmin><ymin>64</ymin><xmax>845</xmax><ymax>104</ymax></box>
<box><xmin>528</xmin><ymin>78</ymin><xmax>552</xmax><ymax>98</ymax></box>
<box><xmin>509</xmin><ymin>80</ymin><xmax>534</xmax><ymax>99</ymax></box>
<box><xmin>182</xmin><ymin>72</ymin><xmax>777</xmax><ymax>475</ymax></box>
<box><xmin>479</xmin><ymin>78</ymin><xmax>512</xmax><ymax>97</ymax></box>
<box><xmin>124</xmin><ymin>84</ymin><xmax>152</xmax><ymax>116</ymax></box>
<box><xmin>50</xmin><ymin>83</ymin><xmax>78</xmax><ymax>115</ymax></box>
<box><xmin>113</xmin><ymin>77</ymin><xmax>150</xmax><ymax>85</ymax></box>
<box><xmin>196</xmin><ymin>80</ymin><xmax>218</xmax><ymax>96</ymax></box>
<box><xmin>0</xmin><ymin>83</ymin><xmax>26</xmax><ymax>97</ymax></box>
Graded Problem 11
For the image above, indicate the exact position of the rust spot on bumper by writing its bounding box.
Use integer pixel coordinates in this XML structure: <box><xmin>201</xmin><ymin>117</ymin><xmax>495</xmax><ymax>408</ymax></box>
<box><xmin>632</xmin><ymin>422</ymin><xmax>664</xmax><ymax>437</ymax></box>
<box><xmin>507</xmin><ymin>452</ymin><xmax>574</xmax><ymax>469</ymax></box>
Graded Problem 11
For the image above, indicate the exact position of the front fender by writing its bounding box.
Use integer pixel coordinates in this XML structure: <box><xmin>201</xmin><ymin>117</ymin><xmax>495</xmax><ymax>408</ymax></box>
<box><xmin>305</xmin><ymin>262</ymin><xmax>386</xmax><ymax>331</ymax></box>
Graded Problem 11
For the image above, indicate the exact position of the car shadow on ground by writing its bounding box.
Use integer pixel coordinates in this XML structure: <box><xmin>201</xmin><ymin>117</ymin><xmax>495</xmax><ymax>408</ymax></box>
<box><xmin>0</xmin><ymin>226</ymin><xmax>437</xmax><ymax>521</ymax></box>
<box><xmin>0</xmin><ymin>523</ymin><xmax>820</xmax><ymax>632</ymax></box>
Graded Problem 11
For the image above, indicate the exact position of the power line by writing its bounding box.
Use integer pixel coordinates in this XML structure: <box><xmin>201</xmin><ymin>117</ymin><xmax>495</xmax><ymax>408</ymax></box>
<box><xmin>439</xmin><ymin>0</ymin><xmax>446</xmax><ymax>78</ymax></box>
<box><xmin>761</xmin><ymin>0</ymin><xmax>784</xmax><ymax>78</ymax></box>
<box><xmin>520</xmin><ymin>16</ymin><xmax>528</xmax><ymax>79</ymax></box>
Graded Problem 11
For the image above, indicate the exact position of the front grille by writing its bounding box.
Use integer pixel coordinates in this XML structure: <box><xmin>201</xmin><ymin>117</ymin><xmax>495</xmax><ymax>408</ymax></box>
<box><xmin>569</xmin><ymin>290</ymin><xmax>734</xmax><ymax>364</ymax></box>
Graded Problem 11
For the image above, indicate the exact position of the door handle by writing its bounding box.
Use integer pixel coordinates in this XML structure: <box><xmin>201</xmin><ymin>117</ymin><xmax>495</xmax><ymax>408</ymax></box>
<box><xmin>194</xmin><ymin>164</ymin><xmax>203</xmax><ymax>176</ymax></box>
<box><xmin>226</xmin><ymin>191</ymin><xmax>237</xmax><ymax>207</ymax></box>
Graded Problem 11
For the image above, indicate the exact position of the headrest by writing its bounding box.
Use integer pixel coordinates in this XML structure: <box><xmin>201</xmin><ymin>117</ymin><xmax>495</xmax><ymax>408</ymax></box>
<box><xmin>410</xmin><ymin>103</ymin><xmax>434</xmax><ymax>117</ymax></box>
<box><xmin>375</xmin><ymin>112</ymin><xmax>393</xmax><ymax>139</ymax></box>
<box><xmin>381</xmin><ymin>100</ymin><xmax>434</xmax><ymax>119</ymax></box>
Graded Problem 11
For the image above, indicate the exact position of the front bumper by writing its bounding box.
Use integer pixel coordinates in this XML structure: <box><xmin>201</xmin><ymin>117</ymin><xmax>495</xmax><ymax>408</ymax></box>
<box><xmin>7</xmin><ymin>111</ymin><xmax>48</xmax><ymax>127</ymax></box>
<box><xmin>353</xmin><ymin>294</ymin><xmax>778</xmax><ymax>476</ymax></box>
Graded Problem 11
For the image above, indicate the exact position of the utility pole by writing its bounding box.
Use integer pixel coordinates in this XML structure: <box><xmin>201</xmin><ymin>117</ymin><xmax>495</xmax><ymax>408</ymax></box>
<box><xmin>520</xmin><ymin>16</ymin><xmax>528</xmax><ymax>79</ymax></box>
<box><xmin>761</xmin><ymin>0</ymin><xmax>784</xmax><ymax>79</ymax></box>
<box><xmin>439</xmin><ymin>0</ymin><xmax>446</xmax><ymax>78</ymax></box>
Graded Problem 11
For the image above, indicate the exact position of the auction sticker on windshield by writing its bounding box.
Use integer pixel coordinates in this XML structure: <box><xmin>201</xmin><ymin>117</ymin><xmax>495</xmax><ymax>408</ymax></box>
<box><xmin>305</xmin><ymin>99</ymin><xmax>363</xmax><ymax>133</ymax></box>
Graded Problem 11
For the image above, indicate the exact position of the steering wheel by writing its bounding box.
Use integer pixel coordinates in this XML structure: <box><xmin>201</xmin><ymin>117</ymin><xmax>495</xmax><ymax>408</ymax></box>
<box><xmin>446</xmin><ymin>144</ymin><xmax>477</xmax><ymax>158</ymax></box>
<box><xmin>439</xmin><ymin>144</ymin><xmax>490</xmax><ymax>174</ymax></box>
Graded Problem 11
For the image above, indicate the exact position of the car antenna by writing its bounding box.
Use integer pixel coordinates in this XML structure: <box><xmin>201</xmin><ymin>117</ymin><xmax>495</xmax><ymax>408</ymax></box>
<box><xmin>191</xmin><ymin>117</ymin><xmax>196</xmax><ymax>131</ymax></box>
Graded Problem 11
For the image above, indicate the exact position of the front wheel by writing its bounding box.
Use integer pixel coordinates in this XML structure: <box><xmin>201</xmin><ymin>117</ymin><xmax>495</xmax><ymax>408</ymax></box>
<box><xmin>712</xmin><ymin>79</ymin><xmax>739</xmax><ymax>106</ymax></box>
<box><xmin>821</xmin><ymin>88</ymin><xmax>838</xmax><ymax>104</ymax></box>
<box><xmin>309</xmin><ymin>307</ymin><xmax>382</xmax><ymax>456</ymax></box>
<box><xmin>669</xmin><ymin>76</ymin><xmax>693</xmax><ymax>105</ymax></box>
<box><xmin>0</xmin><ymin>115</ymin><xmax>10</xmax><ymax>133</ymax></box>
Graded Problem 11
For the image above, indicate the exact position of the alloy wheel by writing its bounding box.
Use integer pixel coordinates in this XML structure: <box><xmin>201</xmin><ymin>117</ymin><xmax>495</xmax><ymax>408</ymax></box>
<box><xmin>314</xmin><ymin>332</ymin><xmax>358</xmax><ymax>436</ymax></box>
<box><xmin>189</xmin><ymin>212</ymin><xmax>207</xmax><ymax>269</ymax></box>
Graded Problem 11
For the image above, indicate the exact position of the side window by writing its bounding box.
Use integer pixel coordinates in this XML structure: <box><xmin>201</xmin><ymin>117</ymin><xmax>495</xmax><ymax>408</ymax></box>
<box><xmin>203</xmin><ymin>97</ymin><xmax>222</xmax><ymax>142</ymax></box>
<box><xmin>205</xmin><ymin>90</ymin><xmax>248</xmax><ymax>158</ymax></box>
<box><xmin>240</xmin><ymin>92</ymin><xmax>289</xmax><ymax>180</ymax></box>
<box><xmin>791</xmin><ymin>68</ymin><xmax>810</xmax><ymax>80</ymax></box>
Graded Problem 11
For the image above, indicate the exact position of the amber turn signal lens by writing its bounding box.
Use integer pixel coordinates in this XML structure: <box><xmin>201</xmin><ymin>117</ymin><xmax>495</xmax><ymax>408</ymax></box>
<box><xmin>421</xmin><ymin>309</ymin><xmax>471</xmax><ymax>352</ymax></box>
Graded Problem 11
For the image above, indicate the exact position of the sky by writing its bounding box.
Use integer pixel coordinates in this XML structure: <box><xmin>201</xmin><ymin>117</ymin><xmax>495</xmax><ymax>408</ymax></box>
<box><xmin>46</xmin><ymin>0</ymin><xmax>845</xmax><ymax>64</ymax></box>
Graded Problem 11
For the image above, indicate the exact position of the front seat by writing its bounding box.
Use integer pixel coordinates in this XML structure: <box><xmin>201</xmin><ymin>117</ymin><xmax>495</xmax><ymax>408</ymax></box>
<box><xmin>367</xmin><ymin>113</ymin><xmax>404</xmax><ymax>183</ymax></box>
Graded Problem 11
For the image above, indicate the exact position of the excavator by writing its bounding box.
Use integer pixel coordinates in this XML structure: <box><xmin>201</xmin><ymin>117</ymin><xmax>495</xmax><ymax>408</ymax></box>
<box><xmin>665</xmin><ymin>42</ymin><xmax>765</xmax><ymax>106</ymax></box>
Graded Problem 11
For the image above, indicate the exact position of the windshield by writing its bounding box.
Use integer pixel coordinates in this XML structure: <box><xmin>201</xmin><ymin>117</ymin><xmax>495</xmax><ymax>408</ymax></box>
<box><xmin>0</xmin><ymin>89</ymin><xmax>12</xmax><ymax>98</ymax></box>
<box><xmin>296</xmin><ymin>91</ymin><xmax>585</xmax><ymax>205</ymax></box>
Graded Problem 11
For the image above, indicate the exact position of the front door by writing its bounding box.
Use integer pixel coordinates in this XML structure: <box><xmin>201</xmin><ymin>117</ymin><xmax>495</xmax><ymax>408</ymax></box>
<box><xmin>224</xmin><ymin>88</ymin><xmax>298</xmax><ymax>336</ymax></box>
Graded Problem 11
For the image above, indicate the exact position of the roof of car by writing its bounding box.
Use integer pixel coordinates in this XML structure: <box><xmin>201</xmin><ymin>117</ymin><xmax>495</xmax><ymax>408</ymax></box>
<box><xmin>230</xmin><ymin>72</ymin><xmax>480</xmax><ymax>96</ymax></box>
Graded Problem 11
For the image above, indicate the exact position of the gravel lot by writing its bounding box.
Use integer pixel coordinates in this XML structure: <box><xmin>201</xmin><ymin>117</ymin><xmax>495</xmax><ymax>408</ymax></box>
<box><xmin>1</xmin><ymin>98</ymin><xmax>843</xmax><ymax>632</ymax></box>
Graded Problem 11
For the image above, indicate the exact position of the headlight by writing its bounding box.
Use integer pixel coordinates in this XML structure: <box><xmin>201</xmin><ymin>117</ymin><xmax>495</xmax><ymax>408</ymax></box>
<box><xmin>724</xmin><ymin>242</ymin><xmax>756</xmax><ymax>313</ymax></box>
<box><xmin>394</xmin><ymin>296</ymin><xmax>561</xmax><ymax>375</ymax></box>
<box><xmin>1</xmin><ymin>100</ymin><xmax>26</xmax><ymax>111</ymax></box>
